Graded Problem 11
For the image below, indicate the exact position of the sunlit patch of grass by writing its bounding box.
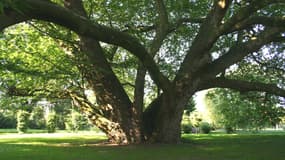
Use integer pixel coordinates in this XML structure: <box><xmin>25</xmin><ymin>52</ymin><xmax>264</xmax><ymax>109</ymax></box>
<box><xmin>0</xmin><ymin>129</ymin><xmax>48</xmax><ymax>134</ymax></box>
<box><xmin>0</xmin><ymin>130</ymin><xmax>284</xmax><ymax>160</ymax></box>
<box><xmin>0</xmin><ymin>132</ymin><xmax>106</xmax><ymax>148</ymax></box>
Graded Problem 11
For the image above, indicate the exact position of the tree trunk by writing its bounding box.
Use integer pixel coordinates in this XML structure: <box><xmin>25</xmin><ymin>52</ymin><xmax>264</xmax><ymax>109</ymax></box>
<box><xmin>81</xmin><ymin>89</ymin><xmax>187</xmax><ymax>144</ymax></box>
<box><xmin>142</xmin><ymin>91</ymin><xmax>187</xmax><ymax>143</ymax></box>
<box><xmin>88</xmin><ymin>113</ymin><xmax>128</xmax><ymax>144</ymax></box>
<box><xmin>78</xmin><ymin>39</ymin><xmax>142</xmax><ymax>144</ymax></box>
<box><xmin>63</xmin><ymin>0</ymin><xmax>195</xmax><ymax>145</ymax></box>
<box><xmin>70</xmin><ymin>90</ymin><xmax>141</xmax><ymax>144</ymax></box>
<box><xmin>63</xmin><ymin>0</ymin><xmax>142</xmax><ymax>144</ymax></box>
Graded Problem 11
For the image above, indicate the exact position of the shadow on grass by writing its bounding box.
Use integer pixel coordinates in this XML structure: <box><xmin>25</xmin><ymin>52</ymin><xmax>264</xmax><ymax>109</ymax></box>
<box><xmin>0</xmin><ymin>133</ymin><xmax>285</xmax><ymax>160</ymax></box>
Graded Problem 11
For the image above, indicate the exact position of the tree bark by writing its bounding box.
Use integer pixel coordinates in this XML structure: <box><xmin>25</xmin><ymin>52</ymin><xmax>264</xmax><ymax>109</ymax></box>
<box><xmin>63</xmin><ymin>0</ymin><xmax>141</xmax><ymax>144</ymax></box>
<box><xmin>142</xmin><ymin>89</ymin><xmax>189</xmax><ymax>143</ymax></box>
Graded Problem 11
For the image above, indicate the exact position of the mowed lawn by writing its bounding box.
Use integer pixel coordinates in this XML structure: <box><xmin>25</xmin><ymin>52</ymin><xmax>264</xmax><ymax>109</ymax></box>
<box><xmin>0</xmin><ymin>131</ymin><xmax>285</xmax><ymax>160</ymax></box>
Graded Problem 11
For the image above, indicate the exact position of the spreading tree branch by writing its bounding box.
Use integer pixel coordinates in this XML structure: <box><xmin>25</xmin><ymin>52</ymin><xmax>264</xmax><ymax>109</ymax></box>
<box><xmin>0</xmin><ymin>0</ymin><xmax>171</xmax><ymax>91</ymax></box>
<box><xmin>200</xmin><ymin>77</ymin><xmax>285</xmax><ymax>97</ymax></box>
<box><xmin>0</xmin><ymin>8</ymin><xmax>28</xmax><ymax>29</ymax></box>
<box><xmin>250</xmin><ymin>53</ymin><xmax>285</xmax><ymax>74</ymax></box>
<box><xmin>150</xmin><ymin>0</ymin><xmax>169</xmax><ymax>54</ymax></box>
<box><xmin>224</xmin><ymin>16</ymin><xmax>285</xmax><ymax>34</ymax></box>
<box><xmin>133</xmin><ymin>0</ymin><xmax>171</xmax><ymax>113</ymax></box>
<box><xmin>27</xmin><ymin>21</ymin><xmax>78</xmax><ymax>45</ymax></box>
<box><xmin>272</xmin><ymin>36</ymin><xmax>285</xmax><ymax>43</ymax></box>
<box><xmin>199</xmin><ymin>27</ymin><xmax>284</xmax><ymax>79</ymax></box>
<box><xmin>175</xmin><ymin>0</ymin><xmax>232</xmax><ymax>81</ymax></box>
<box><xmin>220</xmin><ymin>0</ymin><xmax>285</xmax><ymax>34</ymax></box>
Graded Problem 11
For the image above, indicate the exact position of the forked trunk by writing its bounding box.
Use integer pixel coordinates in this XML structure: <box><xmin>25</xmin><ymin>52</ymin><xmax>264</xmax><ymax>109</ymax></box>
<box><xmin>76</xmin><ymin>87</ymin><xmax>190</xmax><ymax>144</ymax></box>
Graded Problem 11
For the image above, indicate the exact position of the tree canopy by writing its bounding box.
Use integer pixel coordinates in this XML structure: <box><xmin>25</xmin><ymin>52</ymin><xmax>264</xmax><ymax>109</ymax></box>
<box><xmin>206</xmin><ymin>88</ymin><xmax>285</xmax><ymax>131</ymax></box>
<box><xmin>0</xmin><ymin>0</ymin><xmax>284</xmax><ymax>144</ymax></box>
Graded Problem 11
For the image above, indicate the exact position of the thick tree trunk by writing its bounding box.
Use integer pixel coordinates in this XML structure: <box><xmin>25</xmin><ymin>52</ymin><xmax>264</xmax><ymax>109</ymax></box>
<box><xmin>64</xmin><ymin>0</ymin><xmax>189</xmax><ymax>144</ymax></box>
<box><xmin>80</xmin><ymin>38</ymin><xmax>141</xmax><ymax>143</ymax></box>
<box><xmin>82</xmin><ymin>89</ymin><xmax>187</xmax><ymax>144</ymax></box>
<box><xmin>63</xmin><ymin>0</ymin><xmax>142</xmax><ymax>144</ymax></box>
<box><xmin>88</xmin><ymin>113</ymin><xmax>128</xmax><ymax>144</ymax></box>
<box><xmin>70</xmin><ymin>90</ymin><xmax>141</xmax><ymax>144</ymax></box>
<box><xmin>154</xmin><ymin>95</ymin><xmax>183</xmax><ymax>143</ymax></box>
<box><xmin>142</xmin><ymin>91</ymin><xmax>188</xmax><ymax>143</ymax></box>
<box><xmin>90</xmin><ymin>110</ymin><xmax>141</xmax><ymax>144</ymax></box>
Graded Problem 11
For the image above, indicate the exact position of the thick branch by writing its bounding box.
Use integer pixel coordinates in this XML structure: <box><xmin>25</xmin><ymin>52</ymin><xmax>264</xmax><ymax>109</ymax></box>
<box><xmin>272</xmin><ymin>36</ymin><xmax>285</xmax><ymax>43</ymax></box>
<box><xmin>220</xmin><ymin>0</ymin><xmax>285</xmax><ymax>34</ymax></box>
<box><xmin>200</xmin><ymin>77</ymin><xmax>285</xmax><ymax>97</ymax></box>
<box><xmin>155</xmin><ymin>0</ymin><xmax>169</xmax><ymax>30</ymax></box>
<box><xmin>0</xmin><ymin>9</ymin><xmax>28</xmax><ymax>30</ymax></box>
<box><xmin>68</xmin><ymin>91</ymin><xmax>103</xmax><ymax>116</ymax></box>
<box><xmin>69</xmin><ymin>90</ymin><xmax>129</xmax><ymax>144</ymax></box>
<box><xmin>150</xmin><ymin>0</ymin><xmax>169</xmax><ymax>54</ymax></box>
<box><xmin>133</xmin><ymin>0</ymin><xmax>171</xmax><ymax>113</ymax></box>
<box><xmin>0</xmin><ymin>0</ymin><xmax>171</xmax><ymax>91</ymax></box>
<box><xmin>224</xmin><ymin>16</ymin><xmax>285</xmax><ymax>34</ymax></box>
<box><xmin>200</xmin><ymin>27</ymin><xmax>284</xmax><ymax>79</ymax></box>
<box><xmin>175</xmin><ymin>0</ymin><xmax>232</xmax><ymax>81</ymax></box>
<box><xmin>250</xmin><ymin>53</ymin><xmax>285</xmax><ymax>74</ymax></box>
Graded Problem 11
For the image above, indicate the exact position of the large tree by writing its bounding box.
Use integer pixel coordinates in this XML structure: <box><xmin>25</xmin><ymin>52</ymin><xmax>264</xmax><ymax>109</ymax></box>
<box><xmin>0</xmin><ymin>0</ymin><xmax>285</xmax><ymax>144</ymax></box>
<box><xmin>206</xmin><ymin>89</ymin><xmax>285</xmax><ymax>131</ymax></box>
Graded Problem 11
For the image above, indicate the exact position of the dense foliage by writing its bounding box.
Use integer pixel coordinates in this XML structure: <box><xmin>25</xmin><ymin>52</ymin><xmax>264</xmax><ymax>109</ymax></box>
<box><xmin>0</xmin><ymin>0</ymin><xmax>284</xmax><ymax>143</ymax></box>
<box><xmin>46</xmin><ymin>112</ymin><xmax>57</xmax><ymax>133</ymax></box>
<box><xmin>65</xmin><ymin>110</ymin><xmax>90</xmax><ymax>132</ymax></box>
<box><xmin>199</xmin><ymin>122</ymin><xmax>211</xmax><ymax>134</ymax></box>
<box><xmin>16</xmin><ymin>110</ymin><xmax>29</xmax><ymax>133</ymax></box>
<box><xmin>206</xmin><ymin>89</ymin><xmax>285</xmax><ymax>131</ymax></box>
<box><xmin>0</xmin><ymin>96</ymin><xmax>91</xmax><ymax>132</ymax></box>
<box><xmin>0</xmin><ymin>112</ymin><xmax>16</xmax><ymax>128</ymax></box>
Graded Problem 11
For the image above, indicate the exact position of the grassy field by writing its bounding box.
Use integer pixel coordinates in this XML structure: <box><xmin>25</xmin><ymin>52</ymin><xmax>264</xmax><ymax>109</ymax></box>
<box><xmin>0</xmin><ymin>130</ymin><xmax>284</xmax><ymax>160</ymax></box>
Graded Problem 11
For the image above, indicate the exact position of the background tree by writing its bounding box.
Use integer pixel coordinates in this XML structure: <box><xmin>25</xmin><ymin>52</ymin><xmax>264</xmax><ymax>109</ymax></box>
<box><xmin>65</xmin><ymin>109</ymin><xmax>90</xmax><ymax>132</ymax></box>
<box><xmin>16</xmin><ymin>110</ymin><xmax>29</xmax><ymax>133</ymax></box>
<box><xmin>46</xmin><ymin>111</ymin><xmax>56</xmax><ymax>133</ymax></box>
<box><xmin>206</xmin><ymin>89</ymin><xmax>285</xmax><ymax>132</ymax></box>
<box><xmin>205</xmin><ymin>44</ymin><xmax>285</xmax><ymax>132</ymax></box>
<box><xmin>29</xmin><ymin>106</ymin><xmax>46</xmax><ymax>129</ymax></box>
<box><xmin>0</xmin><ymin>0</ymin><xmax>285</xmax><ymax>144</ymax></box>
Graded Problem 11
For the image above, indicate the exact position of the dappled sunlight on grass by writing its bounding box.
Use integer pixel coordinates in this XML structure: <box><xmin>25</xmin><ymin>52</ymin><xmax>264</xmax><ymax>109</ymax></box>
<box><xmin>0</xmin><ymin>131</ymin><xmax>284</xmax><ymax>160</ymax></box>
<box><xmin>0</xmin><ymin>132</ymin><xmax>107</xmax><ymax>148</ymax></box>
<box><xmin>182</xmin><ymin>133</ymin><xmax>239</xmax><ymax>141</ymax></box>
<box><xmin>0</xmin><ymin>131</ymin><xmax>105</xmax><ymax>138</ymax></box>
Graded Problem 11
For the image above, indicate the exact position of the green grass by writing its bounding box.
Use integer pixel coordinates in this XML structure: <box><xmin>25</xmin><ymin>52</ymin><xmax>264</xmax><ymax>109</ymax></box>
<box><xmin>0</xmin><ymin>129</ymin><xmax>47</xmax><ymax>134</ymax></box>
<box><xmin>0</xmin><ymin>130</ymin><xmax>284</xmax><ymax>160</ymax></box>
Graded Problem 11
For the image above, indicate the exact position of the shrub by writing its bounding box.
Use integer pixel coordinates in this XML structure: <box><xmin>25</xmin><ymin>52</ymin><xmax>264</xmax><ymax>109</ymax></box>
<box><xmin>65</xmin><ymin>110</ymin><xmax>90</xmax><ymax>132</ymax></box>
<box><xmin>56</xmin><ymin>115</ymin><xmax>66</xmax><ymax>130</ymax></box>
<box><xmin>46</xmin><ymin>112</ymin><xmax>57</xmax><ymax>133</ymax></box>
<box><xmin>29</xmin><ymin>106</ymin><xmax>46</xmax><ymax>129</ymax></box>
<box><xmin>17</xmin><ymin>110</ymin><xmax>29</xmax><ymax>133</ymax></box>
<box><xmin>0</xmin><ymin>112</ymin><xmax>17</xmax><ymax>128</ymax></box>
<box><xmin>181</xmin><ymin>123</ymin><xmax>192</xmax><ymax>134</ymax></box>
<box><xmin>200</xmin><ymin>122</ymin><xmax>211</xmax><ymax>134</ymax></box>
<box><xmin>225</xmin><ymin>125</ymin><xmax>235</xmax><ymax>134</ymax></box>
